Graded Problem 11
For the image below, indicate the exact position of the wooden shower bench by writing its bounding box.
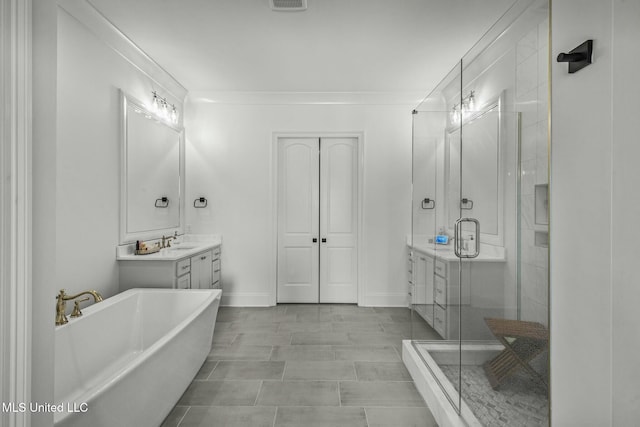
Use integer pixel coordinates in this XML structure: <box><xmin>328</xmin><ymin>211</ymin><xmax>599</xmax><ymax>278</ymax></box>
<box><xmin>483</xmin><ymin>317</ymin><xmax>549</xmax><ymax>389</ymax></box>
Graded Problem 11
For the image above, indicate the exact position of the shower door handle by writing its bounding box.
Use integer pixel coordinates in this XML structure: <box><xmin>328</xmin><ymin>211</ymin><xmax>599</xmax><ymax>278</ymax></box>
<box><xmin>454</xmin><ymin>217</ymin><xmax>480</xmax><ymax>259</ymax></box>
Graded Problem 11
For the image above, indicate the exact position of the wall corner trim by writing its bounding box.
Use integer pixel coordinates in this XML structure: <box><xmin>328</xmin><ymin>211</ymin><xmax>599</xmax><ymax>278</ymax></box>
<box><xmin>57</xmin><ymin>0</ymin><xmax>188</xmax><ymax>100</ymax></box>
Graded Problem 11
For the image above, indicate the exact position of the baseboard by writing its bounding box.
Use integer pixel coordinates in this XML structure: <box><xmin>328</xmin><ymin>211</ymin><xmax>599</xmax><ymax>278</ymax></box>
<box><xmin>221</xmin><ymin>291</ymin><xmax>408</xmax><ymax>307</ymax></box>
<box><xmin>361</xmin><ymin>292</ymin><xmax>409</xmax><ymax>307</ymax></box>
<box><xmin>221</xmin><ymin>292</ymin><xmax>272</xmax><ymax>307</ymax></box>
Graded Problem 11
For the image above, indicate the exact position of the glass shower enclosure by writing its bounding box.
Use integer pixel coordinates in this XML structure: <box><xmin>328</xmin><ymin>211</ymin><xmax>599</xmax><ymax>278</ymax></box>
<box><xmin>408</xmin><ymin>1</ymin><xmax>550</xmax><ymax>425</ymax></box>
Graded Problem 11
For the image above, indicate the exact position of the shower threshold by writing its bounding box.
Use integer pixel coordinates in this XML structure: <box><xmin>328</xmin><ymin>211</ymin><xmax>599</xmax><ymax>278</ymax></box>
<box><xmin>402</xmin><ymin>340</ymin><xmax>549</xmax><ymax>427</ymax></box>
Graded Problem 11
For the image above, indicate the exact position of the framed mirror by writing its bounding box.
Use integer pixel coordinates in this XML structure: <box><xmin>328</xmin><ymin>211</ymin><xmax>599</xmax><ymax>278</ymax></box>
<box><xmin>446</xmin><ymin>93</ymin><xmax>504</xmax><ymax>246</ymax></box>
<box><xmin>119</xmin><ymin>90</ymin><xmax>184</xmax><ymax>244</ymax></box>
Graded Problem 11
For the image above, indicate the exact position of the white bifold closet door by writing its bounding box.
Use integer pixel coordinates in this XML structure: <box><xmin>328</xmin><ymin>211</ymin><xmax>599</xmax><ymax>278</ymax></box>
<box><xmin>277</xmin><ymin>137</ymin><xmax>358</xmax><ymax>303</ymax></box>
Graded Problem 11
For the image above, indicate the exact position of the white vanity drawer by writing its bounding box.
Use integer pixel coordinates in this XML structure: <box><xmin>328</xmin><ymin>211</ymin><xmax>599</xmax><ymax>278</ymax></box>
<box><xmin>213</xmin><ymin>260</ymin><xmax>221</xmax><ymax>283</ymax></box>
<box><xmin>434</xmin><ymin>259</ymin><xmax>447</xmax><ymax>278</ymax></box>
<box><xmin>176</xmin><ymin>274</ymin><xmax>191</xmax><ymax>289</ymax></box>
<box><xmin>176</xmin><ymin>258</ymin><xmax>191</xmax><ymax>276</ymax></box>
<box><xmin>434</xmin><ymin>305</ymin><xmax>446</xmax><ymax>337</ymax></box>
<box><xmin>212</xmin><ymin>247</ymin><xmax>221</xmax><ymax>260</ymax></box>
<box><xmin>434</xmin><ymin>274</ymin><xmax>446</xmax><ymax>306</ymax></box>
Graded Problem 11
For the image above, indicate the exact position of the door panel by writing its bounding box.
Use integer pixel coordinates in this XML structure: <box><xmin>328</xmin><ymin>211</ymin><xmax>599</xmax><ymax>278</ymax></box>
<box><xmin>320</xmin><ymin>138</ymin><xmax>358</xmax><ymax>303</ymax></box>
<box><xmin>277</xmin><ymin>138</ymin><xmax>320</xmax><ymax>303</ymax></box>
<box><xmin>277</xmin><ymin>137</ymin><xmax>358</xmax><ymax>303</ymax></box>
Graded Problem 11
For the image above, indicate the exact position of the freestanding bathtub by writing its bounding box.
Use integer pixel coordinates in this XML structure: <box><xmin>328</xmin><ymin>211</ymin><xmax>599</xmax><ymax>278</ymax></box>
<box><xmin>54</xmin><ymin>288</ymin><xmax>221</xmax><ymax>427</ymax></box>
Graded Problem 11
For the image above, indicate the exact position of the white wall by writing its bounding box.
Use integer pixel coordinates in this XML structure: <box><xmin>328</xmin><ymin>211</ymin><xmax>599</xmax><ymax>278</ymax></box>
<box><xmin>185</xmin><ymin>101</ymin><xmax>412</xmax><ymax>306</ymax></box>
<box><xmin>29</xmin><ymin>7</ymin><xmax>186</xmax><ymax>425</ymax></box>
<box><xmin>56</xmin><ymin>7</ymin><xmax>184</xmax><ymax>300</ymax></box>
<box><xmin>611</xmin><ymin>0</ymin><xmax>640</xmax><ymax>421</ymax></box>
<box><xmin>551</xmin><ymin>0</ymin><xmax>640</xmax><ymax>424</ymax></box>
<box><xmin>32</xmin><ymin>1</ymin><xmax>58</xmax><ymax>425</ymax></box>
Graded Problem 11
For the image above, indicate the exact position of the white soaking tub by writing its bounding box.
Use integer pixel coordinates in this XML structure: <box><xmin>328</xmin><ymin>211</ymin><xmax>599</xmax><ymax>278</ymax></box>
<box><xmin>54</xmin><ymin>288</ymin><xmax>221</xmax><ymax>427</ymax></box>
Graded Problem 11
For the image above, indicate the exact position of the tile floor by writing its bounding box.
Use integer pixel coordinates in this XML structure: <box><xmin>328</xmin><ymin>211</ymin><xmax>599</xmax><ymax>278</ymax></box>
<box><xmin>161</xmin><ymin>304</ymin><xmax>440</xmax><ymax>427</ymax></box>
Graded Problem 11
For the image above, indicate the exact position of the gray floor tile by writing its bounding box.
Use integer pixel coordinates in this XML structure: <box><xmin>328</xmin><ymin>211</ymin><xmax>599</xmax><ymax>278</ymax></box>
<box><xmin>178</xmin><ymin>406</ymin><xmax>277</xmax><ymax>427</ymax></box>
<box><xmin>327</xmin><ymin>305</ymin><xmax>375</xmax><ymax>315</ymax></box>
<box><xmin>291</xmin><ymin>332</ymin><xmax>351</xmax><ymax>345</ymax></box>
<box><xmin>216</xmin><ymin>308</ymin><xmax>250</xmax><ymax>322</ymax></box>
<box><xmin>212</xmin><ymin>322</ymin><xmax>232</xmax><ymax>331</ymax></box>
<box><xmin>379</xmin><ymin>322</ymin><xmax>412</xmax><ymax>335</ymax></box>
<box><xmin>211</xmin><ymin>331</ymin><xmax>238</xmax><ymax>345</ymax></box>
<box><xmin>347</xmin><ymin>332</ymin><xmax>403</xmax><ymax>346</ymax></box>
<box><xmin>381</xmin><ymin>319</ymin><xmax>439</xmax><ymax>339</ymax></box>
<box><xmin>256</xmin><ymin>381</ymin><xmax>340</xmax><ymax>406</ymax></box>
<box><xmin>295</xmin><ymin>312</ymin><xmax>343</xmax><ymax>322</ymax></box>
<box><xmin>169</xmin><ymin>306</ymin><xmax>435</xmax><ymax>427</ymax></box>
<box><xmin>160</xmin><ymin>406</ymin><xmax>188</xmax><ymax>427</ymax></box>
<box><xmin>243</xmin><ymin>309</ymin><xmax>297</xmax><ymax>323</ymax></box>
<box><xmin>390</xmin><ymin>313</ymin><xmax>413</xmax><ymax>323</ymax></box>
<box><xmin>275</xmin><ymin>406</ymin><xmax>367</xmax><ymax>427</ymax></box>
<box><xmin>365</xmin><ymin>407</ymin><xmax>437</xmax><ymax>427</ymax></box>
<box><xmin>177</xmin><ymin>380</ymin><xmax>261</xmax><ymax>406</ymax></box>
<box><xmin>210</xmin><ymin>361</ymin><xmax>285</xmax><ymax>380</ymax></box>
<box><xmin>334</xmin><ymin>345</ymin><xmax>401</xmax><ymax>362</ymax></box>
<box><xmin>225</xmin><ymin>321</ymin><xmax>280</xmax><ymax>333</ymax></box>
<box><xmin>373</xmin><ymin>307</ymin><xmax>412</xmax><ymax>317</ymax></box>
<box><xmin>232</xmin><ymin>332</ymin><xmax>292</xmax><ymax>346</ymax></box>
<box><xmin>270</xmin><ymin>345</ymin><xmax>335</xmax><ymax>361</ymax></box>
<box><xmin>283</xmin><ymin>305</ymin><xmax>331</xmax><ymax>314</ymax></box>
<box><xmin>339</xmin><ymin>313</ymin><xmax>394</xmax><ymax>322</ymax></box>
<box><xmin>284</xmin><ymin>360</ymin><xmax>356</xmax><ymax>380</ymax></box>
<box><xmin>208</xmin><ymin>344</ymin><xmax>273</xmax><ymax>361</ymax></box>
<box><xmin>340</xmin><ymin>381</ymin><xmax>426</xmax><ymax>407</ymax></box>
<box><xmin>354</xmin><ymin>362</ymin><xmax>413</xmax><ymax>381</ymax></box>
<box><xmin>331</xmin><ymin>321</ymin><xmax>384</xmax><ymax>333</ymax></box>
<box><xmin>277</xmin><ymin>322</ymin><xmax>333</xmax><ymax>333</ymax></box>
<box><xmin>194</xmin><ymin>361</ymin><xmax>218</xmax><ymax>380</ymax></box>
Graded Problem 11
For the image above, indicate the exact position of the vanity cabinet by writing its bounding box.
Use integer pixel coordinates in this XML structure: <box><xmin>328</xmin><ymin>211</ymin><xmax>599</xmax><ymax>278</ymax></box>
<box><xmin>408</xmin><ymin>245</ymin><xmax>505</xmax><ymax>340</ymax></box>
<box><xmin>119</xmin><ymin>244</ymin><xmax>221</xmax><ymax>291</ymax></box>
<box><xmin>212</xmin><ymin>246</ymin><xmax>221</xmax><ymax>289</ymax></box>
<box><xmin>190</xmin><ymin>250</ymin><xmax>213</xmax><ymax>289</ymax></box>
<box><xmin>409</xmin><ymin>251</ymin><xmax>435</xmax><ymax>326</ymax></box>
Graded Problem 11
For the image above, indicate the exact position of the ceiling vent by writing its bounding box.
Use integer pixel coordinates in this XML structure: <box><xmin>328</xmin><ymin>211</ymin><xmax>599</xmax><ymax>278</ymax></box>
<box><xmin>269</xmin><ymin>0</ymin><xmax>307</xmax><ymax>12</ymax></box>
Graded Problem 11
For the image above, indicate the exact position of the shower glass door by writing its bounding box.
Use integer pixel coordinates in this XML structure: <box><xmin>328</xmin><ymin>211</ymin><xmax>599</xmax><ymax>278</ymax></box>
<box><xmin>411</xmin><ymin>0</ymin><xmax>550</xmax><ymax>424</ymax></box>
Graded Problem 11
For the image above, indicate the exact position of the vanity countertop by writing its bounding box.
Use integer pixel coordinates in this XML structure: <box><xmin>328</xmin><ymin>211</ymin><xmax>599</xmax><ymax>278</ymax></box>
<box><xmin>409</xmin><ymin>240</ymin><xmax>506</xmax><ymax>263</ymax></box>
<box><xmin>116</xmin><ymin>235</ymin><xmax>221</xmax><ymax>261</ymax></box>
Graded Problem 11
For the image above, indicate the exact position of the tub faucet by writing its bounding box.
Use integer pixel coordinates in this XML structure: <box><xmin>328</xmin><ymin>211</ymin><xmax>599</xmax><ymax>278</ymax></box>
<box><xmin>55</xmin><ymin>289</ymin><xmax>103</xmax><ymax>326</ymax></box>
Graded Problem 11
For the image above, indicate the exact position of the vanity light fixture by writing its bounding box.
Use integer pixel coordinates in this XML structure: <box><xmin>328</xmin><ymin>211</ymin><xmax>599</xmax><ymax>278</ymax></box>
<box><xmin>150</xmin><ymin>91</ymin><xmax>179</xmax><ymax>125</ymax></box>
<box><xmin>450</xmin><ymin>90</ymin><xmax>476</xmax><ymax>125</ymax></box>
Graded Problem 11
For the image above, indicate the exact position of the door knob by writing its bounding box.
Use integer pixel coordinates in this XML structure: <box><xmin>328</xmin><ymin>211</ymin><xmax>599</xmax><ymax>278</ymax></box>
<box><xmin>312</xmin><ymin>238</ymin><xmax>318</xmax><ymax>243</ymax></box>
<box><xmin>322</xmin><ymin>238</ymin><xmax>327</xmax><ymax>243</ymax></box>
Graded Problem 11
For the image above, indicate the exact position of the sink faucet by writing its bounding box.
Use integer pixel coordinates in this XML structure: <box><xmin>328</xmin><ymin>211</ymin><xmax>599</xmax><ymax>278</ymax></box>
<box><xmin>55</xmin><ymin>289</ymin><xmax>103</xmax><ymax>326</ymax></box>
<box><xmin>162</xmin><ymin>231</ymin><xmax>179</xmax><ymax>248</ymax></box>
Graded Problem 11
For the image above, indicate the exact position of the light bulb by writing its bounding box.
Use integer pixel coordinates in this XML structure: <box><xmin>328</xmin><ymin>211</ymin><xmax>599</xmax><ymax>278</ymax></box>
<box><xmin>451</xmin><ymin>106</ymin><xmax>460</xmax><ymax>125</ymax></box>
<box><xmin>467</xmin><ymin>92</ymin><xmax>475</xmax><ymax>111</ymax></box>
<box><xmin>151</xmin><ymin>92</ymin><xmax>160</xmax><ymax>113</ymax></box>
<box><xmin>161</xmin><ymin>100</ymin><xmax>169</xmax><ymax>119</ymax></box>
<box><xmin>170</xmin><ymin>106</ymin><xmax>178</xmax><ymax>124</ymax></box>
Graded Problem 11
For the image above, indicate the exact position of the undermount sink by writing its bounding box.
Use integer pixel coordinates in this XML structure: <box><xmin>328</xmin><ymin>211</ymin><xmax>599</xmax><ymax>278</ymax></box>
<box><xmin>169</xmin><ymin>243</ymin><xmax>200</xmax><ymax>249</ymax></box>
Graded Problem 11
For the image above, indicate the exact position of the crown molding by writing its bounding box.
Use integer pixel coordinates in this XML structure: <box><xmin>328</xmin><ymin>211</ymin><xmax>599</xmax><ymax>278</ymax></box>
<box><xmin>58</xmin><ymin>0</ymin><xmax>188</xmax><ymax>100</ymax></box>
<box><xmin>187</xmin><ymin>91</ymin><xmax>425</xmax><ymax>106</ymax></box>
